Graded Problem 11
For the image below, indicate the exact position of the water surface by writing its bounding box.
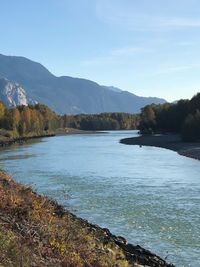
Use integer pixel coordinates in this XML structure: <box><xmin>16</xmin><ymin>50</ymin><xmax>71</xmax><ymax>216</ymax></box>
<box><xmin>0</xmin><ymin>131</ymin><xmax>199</xmax><ymax>267</ymax></box>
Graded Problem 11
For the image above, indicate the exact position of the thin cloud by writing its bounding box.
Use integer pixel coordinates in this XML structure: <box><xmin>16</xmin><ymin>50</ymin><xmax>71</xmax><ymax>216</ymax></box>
<box><xmin>110</xmin><ymin>46</ymin><xmax>151</xmax><ymax>56</ymax></box>
<box><xmin>175</xmin><ymin>41</ymin><xmax>198</xmax><ymax>47</ymax></box>
<box><xmin>81</xmin><ymin>45</ymin><xmax>152</xmax><ymax>67</ymax></box>
<box><xmin>161</xmin><ymin>17</ymin><xmax>200</xmax><ymax>28</ymax></box>
<box><xmin>143</xmin><ymin>64</ymin><xmax>200</xmax><ymax>77</ymax></box>
<box><xmin>95</xmin><ymin>1</ymin><xmax>200</xmax><ymax>31</ymax></box>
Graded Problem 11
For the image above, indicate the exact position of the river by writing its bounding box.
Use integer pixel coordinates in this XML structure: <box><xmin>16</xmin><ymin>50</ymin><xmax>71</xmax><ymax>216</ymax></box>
<box><xmin>0</xmin><ymin>130</ymin><xmax>199</xmax><ymax>266</ymax></box>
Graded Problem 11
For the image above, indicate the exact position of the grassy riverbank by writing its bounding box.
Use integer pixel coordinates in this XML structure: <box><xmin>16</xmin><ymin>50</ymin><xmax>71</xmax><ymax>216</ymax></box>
<box><xmin>0</xmin><ymin>171</ymin><xmax>174</xmax><ymax>267</ymax></box>
<box><xmin>0</xmin><ymin>130</ymin><xmax>55</xmax><ymax>147</ymax></box>
<box><xmin>120</xmin><ymin>134</ymin><xmax>200</xmax><ymax>161</ymax></box>
<box><xmin>0</xmin><ymin>127</ymin><xmax>99</xmax><ymax>148</ymax></box>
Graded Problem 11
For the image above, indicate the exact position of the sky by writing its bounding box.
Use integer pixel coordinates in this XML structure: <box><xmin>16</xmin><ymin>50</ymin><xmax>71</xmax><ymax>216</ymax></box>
<box><xmin>1</xmin><ymin>0</ymin><xmax>200</xmax><ymax>101</ymax></box>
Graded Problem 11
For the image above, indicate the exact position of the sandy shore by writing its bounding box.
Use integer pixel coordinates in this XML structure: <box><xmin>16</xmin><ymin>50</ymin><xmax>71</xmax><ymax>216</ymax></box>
<box><xmin>120</xmin><ymin>134</ymin><xmax>200</xmax><ymax>161</ymax></box>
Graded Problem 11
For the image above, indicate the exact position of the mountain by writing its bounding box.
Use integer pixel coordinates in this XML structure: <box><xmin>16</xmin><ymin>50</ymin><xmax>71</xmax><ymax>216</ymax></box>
<box><xmin>102</xmin><ymin>86</ymin><xmax>123</xmax><ymax>93</ymax></box>
<box><xmin>0</xmin><ymin>77</ymin><xmax>37</xmax><ymax>107</ymax></box>
<box><xmin>0</xmin><ymin>54</ymin><xmax>166</xmax><ymax>114</ymax></box>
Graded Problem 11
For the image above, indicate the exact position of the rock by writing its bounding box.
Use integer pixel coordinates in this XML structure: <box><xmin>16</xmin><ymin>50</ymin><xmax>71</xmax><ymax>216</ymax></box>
<box><xmin>0</xmin><ymin>77</ymin><xmax>37</xmax><ymax>107</ymax></box>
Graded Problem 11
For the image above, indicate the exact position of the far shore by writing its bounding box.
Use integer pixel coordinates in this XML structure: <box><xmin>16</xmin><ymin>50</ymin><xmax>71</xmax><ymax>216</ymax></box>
<box><xmin>55</xmin><ymin>127</ymin><xmax>104</xmax><ymax>135</ymax></box>
<box><xmin>120</xmin><ymin>134</ymin><xmax>200</xmax><ymax>161</ymax></box>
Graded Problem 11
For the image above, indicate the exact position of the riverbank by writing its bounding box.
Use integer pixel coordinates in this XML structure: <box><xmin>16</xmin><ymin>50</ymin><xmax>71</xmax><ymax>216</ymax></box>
<box><xmin>0</xmin><ymin>133</ymin><xmax>56</xmax><ymax>147</ymax></box>
<box><xmin>0</xmin><ymin>128</ymin><xmax>100</xmax><ymax>148</ymax></box>
<box><xmin>120</xmin><ymin>134</ymin><xmax>200</xmax><ymax>160</ymax></box>
<box><xmin>55</xmin><ymin>127</ymin><xmax>99</xmax><ymax>135</ymax></box>
<box><xmin>0</xmin><ymin>171</ymin><xmax>174</xmax><ymax>267</ymax></box>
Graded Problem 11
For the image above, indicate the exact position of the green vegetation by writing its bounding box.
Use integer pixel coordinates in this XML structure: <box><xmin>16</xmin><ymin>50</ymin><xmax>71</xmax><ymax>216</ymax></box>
<box><xmin>0</xmin><ymin>91</ymin><xmax>200</xmax><ymax>143</ymax></box>
<box><xmin>62</xmin><ymin>113</ymin><xmax>139</xmax><ymax>131</ymax></box>
<box><xmin>0</xmin><ymin>102</ymin><xmax>138</xmax><ymax>142</ymax></box>
<box><xmin>139</xmin><ymin>93</ymin><xmax>200</xmax><ymax>141</ymax></box>
<box><xmin>0</xmin><ymin>102</ymin><xmax>60</xmax><ymax>140</ymax></box>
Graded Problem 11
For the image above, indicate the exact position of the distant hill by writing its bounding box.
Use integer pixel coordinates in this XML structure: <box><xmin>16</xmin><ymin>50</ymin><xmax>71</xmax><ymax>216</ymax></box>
<box><xmin>0</xmin><ymin>54</ymin><xmax>166</xmax><ymax>114</ymax></box>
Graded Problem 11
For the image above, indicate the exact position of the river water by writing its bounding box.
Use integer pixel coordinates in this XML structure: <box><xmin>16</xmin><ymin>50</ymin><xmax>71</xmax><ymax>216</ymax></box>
<box><xmin>0</xmin><ymin>130</ymin><xmax>199</xmax><ymax>266</ymax></box>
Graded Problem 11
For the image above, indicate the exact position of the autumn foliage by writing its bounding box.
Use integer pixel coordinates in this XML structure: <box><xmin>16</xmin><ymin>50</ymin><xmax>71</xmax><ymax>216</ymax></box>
<box><xmin>0</xmin><ymin>102</ymin><xmax>60</xmax><ymax>138</ymax></box>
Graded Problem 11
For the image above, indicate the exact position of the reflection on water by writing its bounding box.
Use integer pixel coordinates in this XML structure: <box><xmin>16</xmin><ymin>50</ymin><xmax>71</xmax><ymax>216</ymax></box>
<box><xmin>0</xmin><ymin>154</ymin><xmax>37</xmax><ymax>161</ymax></box>
<box><xmin>0</xmin><ymin>131</ymin><xmax>199</xmax><ymax>267</ymax></box>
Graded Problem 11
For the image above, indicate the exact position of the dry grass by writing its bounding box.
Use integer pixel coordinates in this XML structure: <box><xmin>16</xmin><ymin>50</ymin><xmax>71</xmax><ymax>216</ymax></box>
<box><xmin>0</xmin><ymin>172</ymin><xmax>174</xmax><ymax>267</ymax></box>
<box><xmin>0</xmin><ymin>172</ymin><xmax>131</xmax><ymax>267</ymax></box>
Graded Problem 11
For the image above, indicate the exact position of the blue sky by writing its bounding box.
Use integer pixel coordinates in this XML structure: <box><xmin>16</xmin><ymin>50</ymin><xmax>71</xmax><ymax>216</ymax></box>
<box><xmin>1</xmin><ymin>0</ymin><xmax>200</xmax><ymax>101</ymax></box>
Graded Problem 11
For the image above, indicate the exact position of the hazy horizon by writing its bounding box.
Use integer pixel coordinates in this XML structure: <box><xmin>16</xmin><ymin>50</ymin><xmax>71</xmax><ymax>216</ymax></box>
<box><xmin>1</xmin><ymin>0</ymin><xmax>200</xmax><ymax>101</ymax></box>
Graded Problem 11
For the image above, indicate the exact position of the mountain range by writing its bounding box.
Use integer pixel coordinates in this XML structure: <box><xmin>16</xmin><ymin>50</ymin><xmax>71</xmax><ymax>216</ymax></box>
<box><xmin>0</xmin><ymin>54</ymin><xmax>166</xmax><ymax>114</ymax></box>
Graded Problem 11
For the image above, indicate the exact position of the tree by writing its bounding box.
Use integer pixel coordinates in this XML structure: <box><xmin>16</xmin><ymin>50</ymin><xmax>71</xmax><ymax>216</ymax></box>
<box><xmin>11</xmin><ymin>108</ymin><xmax>21</xmax><ymax>129</ymax></box>
<box><xmin>18</xmin><ymin>122</ymin><xmax>26</xmax><ymax>136</ymax></box>
<box><xmin>181</xmin><ymin>110</ymin><xmax>200</xmax><ymax>141</ymax></box>
<box><xmin>0</xmin><ymin>102</ymin><xmax>6</xmax><ymax>120</ymax></box>
<box><xmin>21</xmin><ymin>106</ymin><xmax>31</xmax><ymax>133</ymax></box>
<box><xmin>139</xmin><ymin>105</ymin><xmax>156</xmax><ymax>133</ymax></box>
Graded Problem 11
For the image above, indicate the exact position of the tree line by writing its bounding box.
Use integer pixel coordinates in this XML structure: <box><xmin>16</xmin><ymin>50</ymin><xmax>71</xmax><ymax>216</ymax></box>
<box><xmin>0</xmin><ymin>102</ymin><xmax>139</xmax><ymax>139</ymax></box>
<box><xmin>62</xmin><ymin>113</ymin><xmax>139</xmax><ymax>131</ymax></box>
<box><xmin>2</xmin><ymin>92</ymin><xmax>199</xmax><ymax>142</ymax></box>
<box><xmin>0</xmin><ymin>102</ymin><xmax>60</xmax><ymax>138</ymax></box>
<box><xmin>139</xmin><ymin>93</ymin><xmax>200</xmax><ymax>141</ymax></box>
